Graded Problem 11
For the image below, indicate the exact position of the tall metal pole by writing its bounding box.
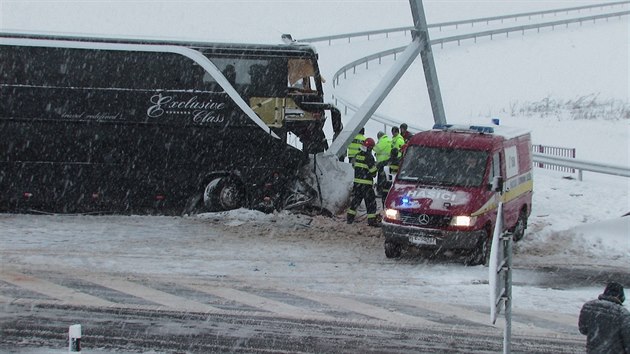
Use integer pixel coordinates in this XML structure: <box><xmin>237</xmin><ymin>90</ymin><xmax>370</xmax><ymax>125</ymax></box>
<box><xmin>325</xmin><ymin>0</ymin><xmax>447</xmax><ymax>158</ymax></box>
<box><xmin>408</xmin><ymin>0</ymin><xmax>447</xmax><ymax>125</ymax></box>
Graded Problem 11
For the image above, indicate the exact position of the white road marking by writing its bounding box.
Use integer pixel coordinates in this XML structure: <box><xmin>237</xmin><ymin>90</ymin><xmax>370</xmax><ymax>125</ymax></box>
<box><xmin>292</xmin><ymin>290</ymin><xmax>438</xmax><ymax>327</ymax></box>
<box><xmin>403</xmin><ymin>299</ymin><xmax>563</xmax><ymax>336</ymax></box>
<box><xmin>77</xmin><ymin>274</ymin><xmax>220</xmax><ymax>313</ymax></box>
<box><xmin>0</xmin><ymin>270</ymin><xmax>113</xmax><ymax>307</ymax></box>
<box><xmin>186</xmin><ymin>283</ymin><xmax>336</xmax><ymax>321</ymax></box>
<box><xmin>0</xmin><ymin>268</ymin><xmax>581</xmax><ymax>337</ymax></box>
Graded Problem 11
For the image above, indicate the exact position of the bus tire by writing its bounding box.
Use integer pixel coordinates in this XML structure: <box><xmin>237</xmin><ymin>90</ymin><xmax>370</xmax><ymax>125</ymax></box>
<box><xmin>203</xmin><ymin>177</ymin><xmax>245</xmax><ymax>212</ymax></box>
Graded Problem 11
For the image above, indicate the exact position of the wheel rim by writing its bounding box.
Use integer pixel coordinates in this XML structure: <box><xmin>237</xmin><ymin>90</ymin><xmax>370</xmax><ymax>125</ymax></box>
<box><xmin>513</xmin><ymin>211</ymin><xmax>527</xmax><ymax>241</ymax></box>
<box><xmin>218</xmin><ymin>182</ymin><xmax>243</xmax><ymax>210</ymax></box>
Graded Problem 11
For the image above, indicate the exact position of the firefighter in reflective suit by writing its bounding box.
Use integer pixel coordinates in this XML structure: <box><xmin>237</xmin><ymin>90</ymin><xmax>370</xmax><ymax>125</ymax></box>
<box><xmin>347</xmin><ymin>138</ymin><xmax>380</xmax><ymax>227</ymax></box>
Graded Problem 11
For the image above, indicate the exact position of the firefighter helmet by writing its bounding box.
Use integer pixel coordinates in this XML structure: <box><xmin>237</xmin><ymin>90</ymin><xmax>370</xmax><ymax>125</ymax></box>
<box><xmin>363</xmin><ymin>138</ymin><xmax>375</xmax><ymax>149</ymax></box>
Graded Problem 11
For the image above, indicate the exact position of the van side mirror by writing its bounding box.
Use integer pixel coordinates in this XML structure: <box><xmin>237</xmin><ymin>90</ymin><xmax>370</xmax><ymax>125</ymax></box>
<box><xmin>489</xmin><ymin>176</ymin><xmax>503</xmax><ymax>192</ymax></box>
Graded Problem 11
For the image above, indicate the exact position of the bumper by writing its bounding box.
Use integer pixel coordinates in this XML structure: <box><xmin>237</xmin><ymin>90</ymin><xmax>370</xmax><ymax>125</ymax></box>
<box><xmin>382</xmin><ymin>221</ymin><xmax>485</xmax><ymax>250</ymax></box>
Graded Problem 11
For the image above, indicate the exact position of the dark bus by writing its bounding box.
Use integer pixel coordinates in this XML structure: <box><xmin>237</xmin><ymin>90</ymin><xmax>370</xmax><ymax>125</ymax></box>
<box><xmin>0</xmin><ymin>33</ymin><xmax>342</xmax><ymax>214</ymax></box>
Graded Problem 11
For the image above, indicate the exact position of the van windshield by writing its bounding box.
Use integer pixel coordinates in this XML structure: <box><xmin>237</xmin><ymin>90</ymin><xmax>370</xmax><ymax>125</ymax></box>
<box><xmin>398</xmin><ymin>146</ymin><xmax>488</xmax><ymax>187</ymax></box>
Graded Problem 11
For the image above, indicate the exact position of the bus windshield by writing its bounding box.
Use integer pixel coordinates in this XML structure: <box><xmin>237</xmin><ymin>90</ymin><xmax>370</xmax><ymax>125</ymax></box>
<box><xmin>397</xmin><ymin>146</ymin><xmax>488</xmax><ymax>187</ymax></box>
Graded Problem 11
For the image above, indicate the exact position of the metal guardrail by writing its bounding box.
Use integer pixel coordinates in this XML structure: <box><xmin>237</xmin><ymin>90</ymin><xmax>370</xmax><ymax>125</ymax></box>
<box><xmin>332</xmin><ymin>9</ymin><xmax>630</xmax><ymax>87</ymax></box>
<box><xmin>532</xmin><ymin>153</ymin><xmax>630</xmax><ymax>180</ymax></box>
<box><xmin>532</xmin><ymin>144</ymin><xmax>576</xmax><ymax>173</ymax></box>
<box><xmin>301</xmin><ymin>1</ymin><xmax>630</xmax><ymax>44</ymax></box>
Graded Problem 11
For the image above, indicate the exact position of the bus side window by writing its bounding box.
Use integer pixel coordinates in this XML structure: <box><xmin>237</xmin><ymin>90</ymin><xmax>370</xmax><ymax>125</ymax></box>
<box><xmin>222</xmin><ymin>64</ymin><xmax>236</xmax><ymax>86</ymax></box>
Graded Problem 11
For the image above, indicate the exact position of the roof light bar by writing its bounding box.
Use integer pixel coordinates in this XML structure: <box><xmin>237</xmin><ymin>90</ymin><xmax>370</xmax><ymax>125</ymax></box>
<box><xmin>432</xmin><ymin>123</ymin><xmax>494</xmax><ymax>134</ymax></box>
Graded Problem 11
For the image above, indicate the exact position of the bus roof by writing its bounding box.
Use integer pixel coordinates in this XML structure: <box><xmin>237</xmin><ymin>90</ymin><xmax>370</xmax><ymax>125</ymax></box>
<box><xmin>0</xmin><ymin>31</ymin><xmax>318</xmax><ymax>57</ymax></box>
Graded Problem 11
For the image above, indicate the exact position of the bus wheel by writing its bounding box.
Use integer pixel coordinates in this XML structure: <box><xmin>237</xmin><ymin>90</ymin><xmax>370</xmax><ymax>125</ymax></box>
<box><xmin>203</xmin><ymin>177</ymin><xmax>244</xmax><ymax>211</ymax></box>
<box><xmin>511</xmin><ymin>209</ymin><xmax>528</xmax><ymax>242</ymax></box>
<box><xmin>384</xmin><ymin>241</ymin><xmax>402</xmax><ymax>258</ymax></box>
<box><xmin>465</xmin><ymin>228</ymin><xmax>491</xmax><ymax>266</ymax></box>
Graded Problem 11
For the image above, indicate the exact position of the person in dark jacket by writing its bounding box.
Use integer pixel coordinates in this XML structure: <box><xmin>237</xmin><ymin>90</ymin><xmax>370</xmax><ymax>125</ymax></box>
<box><xmin>578</xmin><ymin>281</ymin><xmax>630</xmax><ymax>354</ymax></box>
<box><xmin>347</xmin><ymin>138</ymin><xmax>379</xmax><ymax>227</ymax></box>
<box><xmin>400</xmin><ymin>123</ymin><xmax>413</xmax><ymax>142</ymax></box>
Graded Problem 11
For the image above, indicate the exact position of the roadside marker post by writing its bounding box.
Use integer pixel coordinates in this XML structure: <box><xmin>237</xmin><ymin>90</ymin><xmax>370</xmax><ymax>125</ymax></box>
<box><xmin>69</xmin><ymin>324</ymin><xmax>81</xmax><ymax>352</ymax></box>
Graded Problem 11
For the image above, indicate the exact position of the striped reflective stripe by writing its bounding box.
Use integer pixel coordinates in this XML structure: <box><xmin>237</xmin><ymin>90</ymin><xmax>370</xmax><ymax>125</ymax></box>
<box><xmin>347</xmin><ymin>136</ymin><xmax>366</xmax><ymax>157</ymax></box>
<box><xmin>355</xmin><ymin>162</ymin><xmax>377</xmax><ymax>174</ymax></box>
<box><xmin>347</xmin><ymin>209</ymin><xmax>357</xmax><ymax>215</ymax></box>
<box><xmin>354</xmin><ymin>178</ymin><xmax>373</xmax><ymax>185</ymax></box>
<box><xmin>471</xmin><ymin>171</ymin><xmax>533</xmax><ymax>217</ymax></box>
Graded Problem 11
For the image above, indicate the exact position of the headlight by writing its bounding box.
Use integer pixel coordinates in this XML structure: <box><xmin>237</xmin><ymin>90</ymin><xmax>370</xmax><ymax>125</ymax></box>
<box><xmin>450</xmin><ymin>215</ymin><xmax>477</xmax><ymax>227</ymax></box>
<box><xmin>384</xmin><ymin>208</ymin><xmax>399</xmax><ymax>220</ymax></box>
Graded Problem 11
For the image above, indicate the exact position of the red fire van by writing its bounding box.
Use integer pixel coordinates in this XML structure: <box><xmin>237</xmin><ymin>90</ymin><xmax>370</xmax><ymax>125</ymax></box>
<box><xmin>381</xmin><ymin>124</ymin><xmax>533</xmax><ymax>265</ymax></box>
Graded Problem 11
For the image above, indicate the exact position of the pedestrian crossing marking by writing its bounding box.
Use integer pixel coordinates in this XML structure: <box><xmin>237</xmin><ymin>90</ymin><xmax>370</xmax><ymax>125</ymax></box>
<box><xmin>186</xmin><ymin>283</ymin><xmax>336</xmax><ymax>321</ymax></box>
<box><xmin>0</xmin><ymin>270</ymin><xmax>113</xmax><ymax>307</ymax></box>
<box><xmin>0</xmin><ymin>269</ymin><xmax>584</xmax><ymax>337</ymax></box>
<box><xmin>292</xmin><ymin>290</ymin><xmax>438</xmax><ymax>327</ymax></box>
<box><xmin>76</xmin><ymin>274</ymin><xmax>220</xmax><ymax>313</ymax></box>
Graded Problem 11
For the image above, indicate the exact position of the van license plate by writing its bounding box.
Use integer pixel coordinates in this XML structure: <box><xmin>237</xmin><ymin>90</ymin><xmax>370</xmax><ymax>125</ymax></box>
<box><xmin>409</xmin><ymin>236</ymin><xmax>436</xmax><ymax>245</ymax></box>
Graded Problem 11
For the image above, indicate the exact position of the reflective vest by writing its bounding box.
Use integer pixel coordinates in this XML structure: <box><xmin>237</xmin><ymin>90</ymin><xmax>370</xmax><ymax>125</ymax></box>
<box><xmin>374</xmin><ymin>135</ymin><xmax>392</xmax><ymax>163</ymax></box>
<box><xmin>347</xmin><ymin>134</ymin><xmax>366</xmax><ymax>160</ymax></box>
<box><xmin>392</xmin><ymin>134</ymin><xmax>405</xmax><ymax>157</ymax></box>
<box><xmin>353</xmin><ymin>149</ymin><xmax>377</xmax><ymax>185</ymax></box>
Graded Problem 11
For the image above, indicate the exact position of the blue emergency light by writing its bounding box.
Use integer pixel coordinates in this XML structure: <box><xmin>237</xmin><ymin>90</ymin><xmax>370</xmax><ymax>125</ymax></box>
<box><xmin>432</xmin><ymin>123</ymin><xmax>494</xmax><ymax>134</ymax></box>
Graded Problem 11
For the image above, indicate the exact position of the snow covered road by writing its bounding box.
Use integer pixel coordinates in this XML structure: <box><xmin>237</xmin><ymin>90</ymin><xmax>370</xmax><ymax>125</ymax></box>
<box><xmin>1</xmin><ymin>206</ymin><xmax>626</xmax><ymax>352</ymax></box>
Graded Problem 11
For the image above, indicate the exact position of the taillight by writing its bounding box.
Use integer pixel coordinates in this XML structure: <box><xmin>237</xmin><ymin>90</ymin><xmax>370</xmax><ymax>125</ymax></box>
<box><xmin>23</xmin><ymin>192</ymin><xmax>33</xmax><ymax>199</ymax></box>
<box><xmin>155</xmin><ymin>195</ymin><xmax>165</xmax><ymax>201</ymax></box>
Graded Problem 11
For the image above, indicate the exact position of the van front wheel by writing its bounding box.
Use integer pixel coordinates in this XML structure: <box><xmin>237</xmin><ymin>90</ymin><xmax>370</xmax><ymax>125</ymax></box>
<box><xmin>384</xmin><ymin>241</ymin><xmax>402</xmax><ymax>258</ymax></box>
<box><xmin>465</xmin><ymin>228</ymin><xmax>491</xmax><ymax>266</ymax></box>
